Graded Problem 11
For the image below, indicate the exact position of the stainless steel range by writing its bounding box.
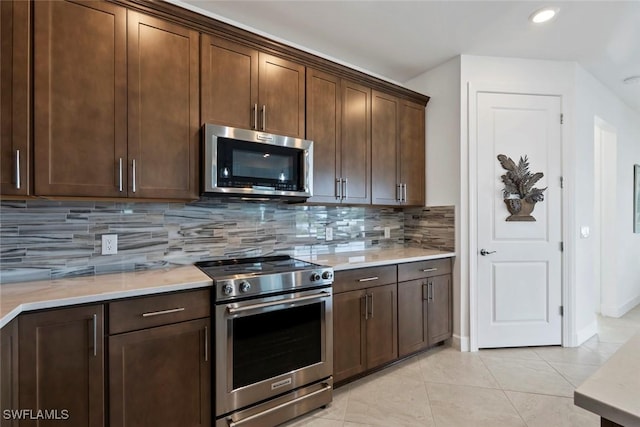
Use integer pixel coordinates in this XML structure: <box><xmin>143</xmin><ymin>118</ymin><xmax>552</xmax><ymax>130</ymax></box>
<box><xmin>195</xmin><ymin>255</ymin><xmax>334</xmax><ymax>427</ymax></box>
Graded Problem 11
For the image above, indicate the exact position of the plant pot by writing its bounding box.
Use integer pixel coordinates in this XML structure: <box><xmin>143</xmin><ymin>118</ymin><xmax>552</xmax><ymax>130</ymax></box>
<box><xmin>504</xmin><ymin>199</ymin><xmax>537</xmax><ymax>222</ymax></box>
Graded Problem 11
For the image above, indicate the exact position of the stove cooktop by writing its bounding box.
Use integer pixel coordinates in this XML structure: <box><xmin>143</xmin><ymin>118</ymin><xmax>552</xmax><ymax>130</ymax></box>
<box><xmin>195</xmin><ymin>255</ymin><xmax>334</xmax><ymax>301</ymax></box>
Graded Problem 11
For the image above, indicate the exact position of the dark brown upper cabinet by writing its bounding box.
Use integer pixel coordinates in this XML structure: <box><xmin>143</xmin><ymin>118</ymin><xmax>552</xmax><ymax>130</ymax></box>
<box><xmin>33</xmin><ymin>1</ymin><xmax>199</xmax><ymax>200</ymax></box>
<box><xmin>0</xmin><ymin>0</ymin><xmax>31</xmax><ymax>197</ymax></box>
<box><xmin>372</xmin><ymin>91</ymin><xmax>425</xmax><ymax>206</ymax></box>
<box><xmin>306</xmin><ymin>68</ymin><xmax>371</xmax><ymax>204</ymax></box>
<box><xmin>201</xmin><ymin>34</ymin><xmax>305</xmax><ymax>139</ymax></box>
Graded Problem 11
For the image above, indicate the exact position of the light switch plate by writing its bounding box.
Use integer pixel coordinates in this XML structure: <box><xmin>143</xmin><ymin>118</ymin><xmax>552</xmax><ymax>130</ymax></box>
<box><xmin>580</xmin><ymin>226</ymin><xmax>590</xmax><ymax>239</ymax></box>
<box><xmin>102</xmin><ymin>234</ymin><xmax>118</xmax><ymax>255</ymax></box>
<box><xmin>384</xmin><ymin>227</ymin><xmax>391</xmax><ymax>239</ymax></box>
<box><xmin>325</xmin><ymin>227</ymin><xmax>333</xmax><ymax>241</ymax></box>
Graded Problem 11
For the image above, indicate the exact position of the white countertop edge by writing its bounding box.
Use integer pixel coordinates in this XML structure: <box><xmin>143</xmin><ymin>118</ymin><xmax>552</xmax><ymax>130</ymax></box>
<box><xmin>0</xmin><ymin>279</ymin><xmax>212</xmax><ymax>329</ymax></box>
<box><xmin>574</xmin><ymin>390</ymin><xmax>639</xmax><ymax>426</ymax></box>
<box><xmin>330</xmin><ymin>252</ymin><xmax>456</xmax><ymax>271</ymax></box>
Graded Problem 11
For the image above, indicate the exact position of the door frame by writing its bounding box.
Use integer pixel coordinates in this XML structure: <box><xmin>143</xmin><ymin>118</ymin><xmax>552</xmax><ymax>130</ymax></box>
<box><xmin>466</xmin><ymin>82</ymin><xmax>573</xmax><ymax>351</ymax></box>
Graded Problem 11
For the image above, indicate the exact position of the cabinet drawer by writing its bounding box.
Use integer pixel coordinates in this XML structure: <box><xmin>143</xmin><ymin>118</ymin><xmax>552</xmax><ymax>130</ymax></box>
<box><xmin>109</xmin><ymin>289</ymin><xmax>210</xmax><ymax>334</ymax></box>
<box><xmin>398</xmin><ymin>258</ymin><xmax>452</xmax><ymax>282</ymax></box>
<box><xmin>333</xmin><ymin>265</ymin><xmax>396</xmax><ymax>294</ymax></box>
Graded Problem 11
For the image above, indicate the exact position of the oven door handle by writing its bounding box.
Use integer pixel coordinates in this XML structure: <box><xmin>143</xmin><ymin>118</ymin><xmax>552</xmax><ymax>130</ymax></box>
<box><xmin>227</xmin><ymin>383</ymin><xmax>332</xmax><ymax>427</ymax></box>
<box><xmin>226</xmin><ymin>291</ymin><xmax>331</xmax><ymax>314</ymax></box>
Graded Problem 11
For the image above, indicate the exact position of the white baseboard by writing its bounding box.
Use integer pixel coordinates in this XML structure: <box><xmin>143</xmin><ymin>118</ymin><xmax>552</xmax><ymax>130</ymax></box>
<box><xmin>452</xmin><ymin>334</ymin><xmax>470</xmax><ymax>352</ymax></box>
<box><xmin>575</xmin><ymin>321</ymin><xmax>598</xmax><ymax>346</ymax></box>
<box><xmin>614</xmin><ymin>295</ymin><xmax>640</xmax><ymax>318</ymax></box>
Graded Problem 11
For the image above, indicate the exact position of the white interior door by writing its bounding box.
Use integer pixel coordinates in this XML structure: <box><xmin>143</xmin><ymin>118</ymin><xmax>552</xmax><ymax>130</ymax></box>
<box><xmin>476</xmin><ymin>92</ymin><xmax>562</xmax><ymax>348</ymax></box>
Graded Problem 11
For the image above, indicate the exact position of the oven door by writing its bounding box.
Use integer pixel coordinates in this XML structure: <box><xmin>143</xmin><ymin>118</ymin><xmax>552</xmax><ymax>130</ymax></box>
<box><xmin>215</xmin><ymin>288</ymin><xmax>333</xmax><ymax>417</ymax></box>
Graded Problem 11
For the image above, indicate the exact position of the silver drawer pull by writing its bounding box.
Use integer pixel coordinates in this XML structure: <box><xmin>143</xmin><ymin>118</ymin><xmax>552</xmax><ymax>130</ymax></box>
<box><xmin>141</xmin><ymin>307</ymin><xmax>185</xmax><ymax>317</ymax></box>
<box><xmin>15</xmin><ymin>150</ymin><xmax>21</xmax><ymax>189</ymax></box>
<box><xmin>358</xmin><ymin>276</ymin><xmax>379</xmax><ymax>282</ymax></box>
<box><xmin>422</xmin><ymin>268</ymin><xmax>438</xmax><ymax>273</ymax></box>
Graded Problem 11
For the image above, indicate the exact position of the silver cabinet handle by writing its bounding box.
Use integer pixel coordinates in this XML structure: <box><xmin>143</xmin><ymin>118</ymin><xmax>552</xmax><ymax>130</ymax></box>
<box><xmin>227</xmin><ymin>292</ymin><xmax>330</xmax><ymax>314</ymax></box>
<box><xmin>397</xmin><ymin>184</ymin><xmax>402</xmax><ymax>202</ymax></box>
<box><xmin>141</xmin><ymin>307</ymin><xmax>185</xmax><ymax>317</ymax></box>
<box><xmin>358</xmin><ymin>276</ymin><xmax>379</xmax><ymax>282</ymax></box>
<box><xmin>15</xmin><ymin>150</ymin><xmax>21</xmax><ymax>189</ymax></box>
<box><xmin>118</xmin><ymin>158</ymin><xmax>123</xmax><ymax>192</ymax></box>
<box><xmin>364</xmin><ymin>294</ymin><xmax>369</xmax><ymax>320</ymax></box>
<box><xmin>368</xmin><ymin>294</ymin><xmax>374</xmax><ymax>318</ymax></box>
<box><xmin>428</xmin><ymin>281</ymin><xmax>434</xmax><ymax>302</ymax></box>
<box><xmin>252</xmin><ymin>103</ymin><xmax>258</xmax><ymax>129</ymax></box>
<box><xmin>403</xmin><ymin>183</ymin><xmax>407</xmax><ymax>203</ymax></box>
<box><xmin>204</xmin><ymin>325</ymin><xmax>208</xmax><ymax>362</ymax></box>
<box><xmin>343</xmin><ymin>178</ymin><xmax>348</xmax><ymax>200</ymax></box>
<box><xmin>480</xmin><ymin>249</ymin><xmax>496</xmax><ymax>256</ymax></box>
<box><xmin>92</xmin><ymin>314</ymin><xmax>98</xmax><ymax>357</ymax></box>
<box><xmin>132</xmin><ymin>159</ymin><xmax>137</xmax><ymax>193</ymax></box>
<box><xmin>422</xmin><ymin>268</ymin><xmax>438</xmax><ymax>273</ymax></box>
<box><xmin>227</xmin><ymin>383</ymin><xmax>332</xmax><ymax>427</ymax></box>
<box><xmin>336</xmin><ymin>178</ymin><xmax>342</xmax><ymax>200</ymax></box>
<box><xmin>261</xmin><ymin>105</ymin><xmax>266</xmax><ymax>130</ymax></box>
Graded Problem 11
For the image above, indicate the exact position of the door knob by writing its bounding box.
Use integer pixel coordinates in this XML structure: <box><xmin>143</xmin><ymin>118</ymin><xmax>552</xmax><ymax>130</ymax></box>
<box><xmin>480</xmin><ymin>249</ymin><xmax>496</xmax><ymax>256</ymax></box>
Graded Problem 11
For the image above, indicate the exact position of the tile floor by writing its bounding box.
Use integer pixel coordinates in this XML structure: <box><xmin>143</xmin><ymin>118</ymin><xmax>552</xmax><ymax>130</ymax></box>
<box><xmin>284</xmin><ymin>304</ymin><xmax>640</xmax><ymax>427</ymax></box>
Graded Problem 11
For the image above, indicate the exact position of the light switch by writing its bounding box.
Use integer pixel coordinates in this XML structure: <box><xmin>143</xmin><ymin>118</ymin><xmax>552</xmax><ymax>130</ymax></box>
<box><xmin>580</xmin><ymin>226</ymin><xmax>590</xmax><ymax>238</ymax></box>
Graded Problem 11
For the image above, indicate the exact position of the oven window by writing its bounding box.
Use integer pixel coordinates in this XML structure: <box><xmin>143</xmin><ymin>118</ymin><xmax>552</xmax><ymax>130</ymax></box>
<box><xmin>232</xmin><ymin>303</ymin><xmax>322</xmax><ymax>389</ymax></box>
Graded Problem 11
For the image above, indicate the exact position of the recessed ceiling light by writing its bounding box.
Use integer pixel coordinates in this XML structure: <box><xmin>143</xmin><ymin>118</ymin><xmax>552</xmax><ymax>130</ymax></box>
<box><xmin>530</xmin><ymin>7</ymin><xmax>559</xmax><ymax>24</ymax></box>
<box><xmin>623</xmin><ymin>75</ymin><xmax>640</xmax><ymax>85</ymax></box>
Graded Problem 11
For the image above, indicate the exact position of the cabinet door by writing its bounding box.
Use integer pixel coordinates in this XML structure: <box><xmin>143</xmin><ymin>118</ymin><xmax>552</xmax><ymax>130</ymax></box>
<box><xmin>0</xmin><ymin>319</ymin><xmax>19</xmax><ymax>427</ymax></box>
<box><xmin>128</xmin><ymin>11</ymin><xmax>200</xmax><ymax>200</ymax></box>
<box><xmin>333</xmin><ymin>289</ymin><xmax>366</xmax><ymax>383</ymax></box>
<box><xmin>366</xmin><ymin>283</ymin><xmax>397</xmax><ymax>369</ymax></box>
<box><xmin>371</xmin><ymin>91</ymin><xmax>400</xmax><ymax>205</ymax></box>
<box><xmin>1</xmin><ymin>0</ymin><xmax>31</xmax><ymax>196</ymax></box>
<box><xmin>201</xmin><ymin>34</ymin><xmax>258</xmax><ymax>130</ymax></box>
<box><xmin>34</xmin><ymin>0</ymin><xmax>127</xmax><ymax>197</ymax></box>
<box><xmin>109</xmin><ymin>319</ymin><xmax>211</xmax><ymax>427</ymax></box>
<box><xmin>340</xmin><ymin>80</ymin><xmax>371</xmax><ymax>204</ymax></box>
<box><xmin>399</xmin><ymin>99</ymin><xmax>425</xmax><ymax>206</ymax></box>
<box><xmin>19</xmin><ymin>304</ymin><xmax>105</xmax><ymax>427</ymax></box>
<box><xmin>398</xmin><ymin>279</ymin><xmax>428</xmax><ymax>357</ymax></box>
<box><xmin>306</xmin><ymin>68</ymin><xmax>341</xmax><ymax>203</ymax></box>
<box><xmin>258</xmin><ymin>53</ymin><xmax>305</xmax><ymax>138</ymax></box>
<box><xmin>428</xmin><ymin>274</ymin><xmax>452</xmax><ymax>345</ymax></box>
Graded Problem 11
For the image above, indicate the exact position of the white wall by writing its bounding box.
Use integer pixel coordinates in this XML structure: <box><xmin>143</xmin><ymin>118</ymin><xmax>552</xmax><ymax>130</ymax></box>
<box><xmin>405</xmin><ymin>57</ymin><xmax>464</xmax><ymax>348</ymax></box>
<box><xmin>407</xmin><ymin>54</ymin><xmax>640</xmax><ymax>349</ymax></box>
<box><xmin>575</xmin><ymin>67</ymin><xmax>640</xmax><ymax>318</ymax></box>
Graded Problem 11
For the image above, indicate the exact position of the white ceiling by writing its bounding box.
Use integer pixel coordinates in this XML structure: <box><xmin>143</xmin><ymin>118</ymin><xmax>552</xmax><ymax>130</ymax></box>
<box><xmin>173</xmin><ymin>0</ymin><xmax>640</xmax><ymax>112</ymax></box>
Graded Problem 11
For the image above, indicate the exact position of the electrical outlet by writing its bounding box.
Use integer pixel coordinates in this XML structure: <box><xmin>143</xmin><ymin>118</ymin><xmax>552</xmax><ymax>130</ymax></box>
<box><xmin>101</xmin><ymin>234</ymin><xmax>118</xmax><ymax>255</ymax></box>
<box><xmin>325</xmin><ymin>227</ymin><xmax>333</xmax><ymax>241</ymax></box>
<box><xmin>384</xmin><ymin>227</ymin><xmax>391</xmax><ymax>239</ymax></box>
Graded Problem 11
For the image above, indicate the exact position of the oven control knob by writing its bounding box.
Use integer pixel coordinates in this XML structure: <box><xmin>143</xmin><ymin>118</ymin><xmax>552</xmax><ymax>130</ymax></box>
<box><xmin>321</xmin><ymin>271</ymin><xmax>333</xmax><ymax>280</ymax></box>
<box><xmin>239</xmin><ymin>281</ymin><xmax>251</xmax><ymax>293</ymax></box>
<box><xmin>221</xmin><ymin>283</ymin><xmax>234</xmax><ymax>296</ymax></box>
<box><xmin>310</xmin><ymin>272</ymin><xmax>321</xmax><ymax>282</ymax></box>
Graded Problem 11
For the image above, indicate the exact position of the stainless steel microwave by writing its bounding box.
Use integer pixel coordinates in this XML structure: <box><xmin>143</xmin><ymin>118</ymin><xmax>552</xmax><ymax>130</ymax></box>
<box><xmin>202</xmin><ymin>124</ymin><xmax>313</xmax><ymax>201</ymax></box>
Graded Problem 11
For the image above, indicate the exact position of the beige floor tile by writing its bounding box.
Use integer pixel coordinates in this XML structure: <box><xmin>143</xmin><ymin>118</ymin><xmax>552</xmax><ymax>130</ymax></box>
<box><xmin>533</xmin><ymin>346</ymin><xmax>609</xmax><ymax>366</ymax></box>
<box><xmin>419</xmin><ymin>347</ymin><xmax>500</xmax><ymax>389</ymax></box>
<box><xmin>580</xmin><ymin>336</ymin><xmax>624</xmax><ymax>356</ymax></box>
<box><xmin>427</xmin><ymin>382</ymin><xmax>526</xmax><ymax>427</ymax></box>
<box><xmin>481</xmin><ymin>356</ymin><xmax>575</xmax><ymax>397</ymax></box>
<box><xmin>505</xmin><ymin>390</ymin><xmax>600</xmax><ymax>427</ymax></box>
<box><xmin>547</xmin><ymin>361</ymin><xmax>601</xmax><ymax>387</ymax></box>
<box><xmin>344</xmin><ymin>374</ymin><xmax>434</xmax><ymax>427</ymax></box>
<box><xmin>595</xmin><ymin>324</ymin><xmax>639</xmax><ymax>343</ymax></box>
<box><xmin>281</xmin><ymin>416</ymin><xmax>346</xmax><ymax>427</ymax></box>
<box><xmin>478</xmin><ymin>347</ymin><xmax>543</xmax><ymax>361</ymax></box>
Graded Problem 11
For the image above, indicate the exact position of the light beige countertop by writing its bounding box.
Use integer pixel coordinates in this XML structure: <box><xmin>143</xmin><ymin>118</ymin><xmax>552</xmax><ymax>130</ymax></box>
<box><xmin>574</xmin><ymin>332</ymin><xmax>640</xmax><ymax>426</ymax></box>
<box><xmin>0</xmin><ymin>247</ymin><xmax>455</xmax><ymax>329</ymax></box>
<box><xmin>298</xmin><ymin>247</ymin><xmax>455</xmax><ymax>271</ymax></box>
<box><xmin>0</xmin><ymin>266</ymin><xmax>212</xmax><ymax>329</ymax></box>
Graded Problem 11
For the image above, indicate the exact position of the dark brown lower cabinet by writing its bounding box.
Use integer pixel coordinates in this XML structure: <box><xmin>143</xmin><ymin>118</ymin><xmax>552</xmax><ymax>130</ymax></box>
<box><xmin>109</xmin><ymin>318</ymin><xmax>211</xmax><ymax>427</ymax></box>
<box><xmin>18</xmin><ymin>304</ymin><xmax>105</xmax><ymax>427</ymax></box>
<box><xmin>1</xmin><ymin>319</ymin><xmax>19</xmax><ymax>427</ymax></box>
<box><xmin>398</xmin><ymin>274</ymin><xmax>452</xmax><ymax>357</ymax></box>
<box><xmin>333</xmin><ymin>282</ymin><xmax>397</xmax><ymax>383</ymax></box>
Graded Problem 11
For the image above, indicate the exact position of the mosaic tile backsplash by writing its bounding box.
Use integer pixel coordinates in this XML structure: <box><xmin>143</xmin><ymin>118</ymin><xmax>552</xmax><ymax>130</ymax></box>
<box><xmin>0</xmin><ymin>199</ymin><xmax>454</xmax><ymax>284</ymax></box>
<box><xmin>404</xmin><ymin>206</ymin><xmax>455</xmax><ymax>252</ymax></box>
